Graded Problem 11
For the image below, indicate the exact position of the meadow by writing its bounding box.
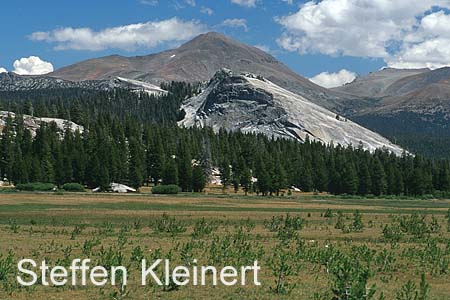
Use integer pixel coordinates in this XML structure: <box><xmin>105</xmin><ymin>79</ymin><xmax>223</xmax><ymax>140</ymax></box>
<box><xmin>1</xmin><ymin>189</ymin><xmax>450</xmax><ymax>299</ymax></box>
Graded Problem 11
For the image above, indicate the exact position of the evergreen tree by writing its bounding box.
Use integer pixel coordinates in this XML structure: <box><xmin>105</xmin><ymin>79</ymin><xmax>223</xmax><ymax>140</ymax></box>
<box><xmin>240</xmin><ymin>166</ymin><xmax>252</xmax><ymax>196</ymax></box>
<box><xmin>191</xmin><ymin>165</ymin><xmax>205</xmax><ymax>192</ymax></box>
<box><xmin>162</xmin><ymin>156</ymin><xmax>178</xmax><ymax>185</ymax></box>
<box><xmin>342</xmin><ymin>163</ymin><xmax>358</xmax><ymax>195</ymax></box>
<box><xmin>272</xmin><ymin>160</ymin><xmax>287</xmax><ymax>196</ymax></box>
<box><xmin>358</xmin><ymin>161</ymin><xmax>371</xmax><ymax>195</ymax></box>
<box><xmin>177</xmin><ymin>144</ymin><xmax>193</xmax><ymax>192</ymax></box>
<box><xmin>147</xmin><ymin>140</ymin><xmax>164</xmax><ymax>185</ymax></box>
<box><xmin>299</xmin><ymin>160</ymin><xmax>314</xmax><ymax>192</ymax></box>
<box><xmin>372</xmin><ymin>158</ymin><xmax>387</xmax><ymax>196</ymax></box>
<box><xmin>256</xmin><ymin>160</ymin><xmax>271</xmax><ymax>196</ymax></box>
<box><xmin>129</xmin><ymin>137</ymin><xmax>145</xmax><ymax>189</ymax></box>
<box><xmin>219</xmin><ymin>159</ymin><xmax>231</xmax><ymax>192</ymax></box>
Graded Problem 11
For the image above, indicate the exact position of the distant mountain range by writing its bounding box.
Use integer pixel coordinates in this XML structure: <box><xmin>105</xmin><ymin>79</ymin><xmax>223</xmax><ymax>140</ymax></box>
<box><xmin>331</xmin><ymin>67</ymin><xmax>450</xmax><ymax>157</ymax></box>
<box><xmin>1</xmin><ymin>32</ymin><xmax>450</xmax><ymax>157</ymax></box>
<box><xmin>333</xmin><ymin>67</ymin><xmax>450</xmax><ymax>118</ymax></box>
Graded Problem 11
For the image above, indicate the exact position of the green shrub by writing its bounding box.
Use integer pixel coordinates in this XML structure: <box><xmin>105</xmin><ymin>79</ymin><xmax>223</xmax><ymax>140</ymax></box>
<box><xmin>62</xmin><ymin>183</ymin><xmax>85</xmax><ymax>192</ymax></box>
<box><xmin>151</xmin><ymin>185</ymin><xmax>181</xmax><ymax>194</ymax></box>
<box><xmin>15</xmin><ymin>182</ymin><xmax>55</xmax><ymax>192</ymax></box>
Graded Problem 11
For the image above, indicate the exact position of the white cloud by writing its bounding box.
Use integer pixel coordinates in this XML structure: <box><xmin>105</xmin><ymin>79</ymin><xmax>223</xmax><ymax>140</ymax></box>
<box><xmin>309</xmin><ymin>69</ymin><xmax>356</xmax><ymax>88</ymax></box>
<box><xmin>387</xmin><ymin>11</ymin><xmax>450</xmax><ymax>69</ymax></box>
<box><xmin>0</xmin><ymin>67</ymin><xmax>7</xmax><ymax>74</ymax></box>
<box><xmin>221</xmin><ymin>18</ymin><xmax>248</xmax><ymax>32</ymax></box>
<box><xmin>200</xmin><ymin>6</ymin><xmax>214</xmax><ymax>15</ymax></box>
<box><xmin>277</xmin><ymin>0</ymin><xmax>450</xmax><ymax>68</ymax></box>
<box><xmin>231</xmin><ymin>0</ymin><xmax>257</xmax><ymax>8</ymax></box>
<box><xmin>12</xmin><ymin>56</ymin><xmax>54</xmax><ymax>75</ymax></box>
<box><xmin>30</xmin><ymin>17</ymin><xmax>207</xmax><ymax>51</ymax></box>
<box><xmin>185</xmin><ymin>0</ymin><xmax>196</xmax><ymax>7</ymax></box>
<box><xmin>281</xmin><ymin>0</ymin><xmax>293</xmax><ymax>4</ymax></box>
<box><xmin>140</xmin><ymin>0</ymin><xmax>158</xmax><ymax>5</ymax></box>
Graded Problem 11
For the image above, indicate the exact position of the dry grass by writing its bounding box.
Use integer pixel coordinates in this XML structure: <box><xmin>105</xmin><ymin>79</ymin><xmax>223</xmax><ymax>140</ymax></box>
<box><xmin>0</xmin><ymin>191</ymin><xmax>450</xmax><ymax>299</ymax></box>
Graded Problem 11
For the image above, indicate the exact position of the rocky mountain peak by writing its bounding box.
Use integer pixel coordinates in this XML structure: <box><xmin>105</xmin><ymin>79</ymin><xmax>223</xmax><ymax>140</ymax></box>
<box><xmin>179</xmin><ymin>70</ymin><xmax>404</xmax><ymax>155</ymax></box>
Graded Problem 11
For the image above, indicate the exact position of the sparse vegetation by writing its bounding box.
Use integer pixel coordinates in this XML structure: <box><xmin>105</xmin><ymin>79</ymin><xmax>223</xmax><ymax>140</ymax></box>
<box><xmin>1</xmin><ymin>192</ymin><xmax>449</xmax><ymax>299</ymax></box>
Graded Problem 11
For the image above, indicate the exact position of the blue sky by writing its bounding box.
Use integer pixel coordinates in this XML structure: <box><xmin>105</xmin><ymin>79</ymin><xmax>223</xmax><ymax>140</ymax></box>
<box><xmin>1</xmin><ymin>0</ymin><xmax>450</xmax><ymax>87</ymax></box>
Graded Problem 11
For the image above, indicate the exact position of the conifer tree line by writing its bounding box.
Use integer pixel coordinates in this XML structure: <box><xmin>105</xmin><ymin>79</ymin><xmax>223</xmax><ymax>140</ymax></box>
<box><xmin>0</xmin><ymin>85</ymin><xmax>449</xmax><ymax>195</ymax></box>
<box><xmin>0</xmin><ymin>82</ymin><xmax>200</xmax><ymax>126</ymax></box>
<box><xmin>0</xmin><ymin>111</ymin><xmax>449</xmax><ymax>196</ymax></box>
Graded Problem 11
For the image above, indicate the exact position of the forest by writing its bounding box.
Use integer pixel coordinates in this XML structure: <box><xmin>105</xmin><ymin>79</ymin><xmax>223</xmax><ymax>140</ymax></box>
<box><xmin>0</xmin><ymin>85</ymin><xmax>449</xmax><ymax>196</ymax></box>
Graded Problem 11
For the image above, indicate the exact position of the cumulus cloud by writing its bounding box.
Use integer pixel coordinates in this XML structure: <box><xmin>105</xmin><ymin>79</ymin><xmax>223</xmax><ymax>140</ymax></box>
<box><xmin>200</xmin><ymin>6</ymin><xmax>214</xmax><ymax>15</ymax></box>
<box><xmin>221</xmin><ymin>18</ymin><xmax>248</xmax><ymax>31</ymax></box>
<box><xmin>277</xmin><ymin>0</ymin><xmax>450</xmax><ymax>68</ymax></box>
<box><xmin>30</xmin><ymin>17</ymin><xmax>207</xmax><ymax>51</ymax></box>
<box><xmin>0</xmin><ymin>67</ymin><xmax>7</xmax><ymax>74</ymax></box>
<box><xmin>12</xmin><ymin>56</ymin><xmax>54</xmax><ymax>75</ymax></box>
<box><xmin>231</xmin><ymin>0</ymin><xmax>257</xmax><ymax>8</ymax></box>
<box><xmin>309</xmin><ymin>69</ymin><xmax>356</xmax><ymax>88</ymax></box>
<box><xmin>387</xmin><ymin>11</ymin><xmax>450</xmax><ymax>69</ymax></box>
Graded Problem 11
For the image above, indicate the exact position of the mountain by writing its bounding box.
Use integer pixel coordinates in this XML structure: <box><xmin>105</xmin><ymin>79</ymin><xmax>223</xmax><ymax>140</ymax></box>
<box><xmin>333</xmin><ymin>67</ymin><xmax>450</xmax><ymax>119</ymax></box>
<box><xmin>334</xmin><ymin>67</ymin><xmax>450</xmax><ymax>115</ymax></box>
<box><xmin>0</xmin><ymin>72</ymin><xmax>167</xmax><ymax>95</ymax></box>
<box><xmin>334</xmin><ymin>68</ymin><xmax>429</xmax><ymax>98</ymax></box>
<box><xmin>332</xmin><ymin>67</ymin><xmax>450</xmax><ymax>158</ymax></box>
<box><xmin>179</xmin><ymin>69</ymin><xmax>403</xmax><ymax>155</ymax></box>
<box><xmin>50</xmin><ymin>32</ymin><xmax>359</xmax><ymax>111</ymax></box>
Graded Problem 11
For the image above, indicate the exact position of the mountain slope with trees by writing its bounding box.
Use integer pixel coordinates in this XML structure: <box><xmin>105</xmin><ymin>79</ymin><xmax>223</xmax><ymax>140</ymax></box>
<box><xmin>0</xmin><ymin>85</ymin><xmax>448</xmax><ymax>196</ymax></box>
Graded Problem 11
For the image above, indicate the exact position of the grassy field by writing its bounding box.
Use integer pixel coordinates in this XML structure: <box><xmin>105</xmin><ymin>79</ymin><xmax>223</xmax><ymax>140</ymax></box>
<box><xmin>1</xmin><ymin>191</ymin><xmax>450</xmax><ymax>299</ymax></box>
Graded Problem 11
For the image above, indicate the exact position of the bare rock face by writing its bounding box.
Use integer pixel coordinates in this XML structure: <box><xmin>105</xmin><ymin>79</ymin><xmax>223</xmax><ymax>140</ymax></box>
<box><xmin>0</xmin><ymin>111</ymin><xmax>83</xmax><ymax>136</ymax></box>
<box><xmin>179</xmin><ymin>70</ymin><xmax>404</xmax><ymax>155</ymax></box>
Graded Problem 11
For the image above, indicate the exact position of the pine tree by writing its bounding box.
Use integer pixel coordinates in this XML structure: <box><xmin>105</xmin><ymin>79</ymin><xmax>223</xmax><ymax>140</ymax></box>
<box><xmin>300</xmin><ymin>160</ymin><xmax>314</xmax><ymax>192</ymax></box>
<box><xmin>342</xmin><ymin>163</ymin><xmax>358</xmax><ymax>195</ymax></box>
<box><xmin>191</xmin><ymin>165</ymin><xmax>205</xmax><ymax>192</ymax></box>
<box><xmin>129</xmin><ymin>137</ymin><xmax>145</xmax><ymax>189</ymax></box>
<box><xmin>240</xmin><ymin>166</ymin><xmax>252</xmax><ymax>196</ymax></box>
<box><xmin>162</xmin><ymin>156</ymin><xmax>178</xmax><ymax>185</ymax></box>
<box><xmin>219</xmin><ymin>160</ymin><xmax>232</xmax><ymax>192</ymax></box>
<box><xmin>272</xmin><ymin>160</ymin><xmax>287</xmax><ymax>196</ymax></box>
<box><xmin>147</xmin><ymin>140</ymin><xmax>164</xmax><ymax>185</ymax></box>
<box><xmin>313</xmin><ymin>156</ymin><xmax>328</xmax><ymax>192</ymax></box>
<box><xmin>358</xmin><ymin>161</ymin><xmax>371</xmax><ymax>195</ymax></box>
<box><xmin>177</xmin><ymin>142</ymin><xmax>193</xmax><ymax>192</ymax></box>
<box><xmin>256</xmin><ymin>160</ymin><xmax>271</xmax><ymax>196</ymax></box>
<box><xmin>438</xmin><ymin>164</ymin><xmax>450</xmax><ymax>191</ymax></box>
<box><xmin>372</xmin><ymin>158</ymin><xmax>387</xmax><ymax>196</ymax></box>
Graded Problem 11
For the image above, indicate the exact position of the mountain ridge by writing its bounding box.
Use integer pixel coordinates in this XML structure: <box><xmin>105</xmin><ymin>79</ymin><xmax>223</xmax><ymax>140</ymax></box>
<box><xmin>50</xmin><ymin>31</ymin><xmax>361</xmax><ymax>112</ymax></box>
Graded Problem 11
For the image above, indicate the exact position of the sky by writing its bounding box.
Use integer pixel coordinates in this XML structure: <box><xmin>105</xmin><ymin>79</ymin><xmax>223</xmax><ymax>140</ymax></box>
<box><xmin>2</xmin><ymin>0</ymin><xmax>450</xmax><ymax>88</ymax></box>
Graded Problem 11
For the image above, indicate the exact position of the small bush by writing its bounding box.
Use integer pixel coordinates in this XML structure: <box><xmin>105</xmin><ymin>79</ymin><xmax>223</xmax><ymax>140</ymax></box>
<box><xmin>62</xmin><ymin>183</ymin><xmax>85</xmax><ymax>192</ymax></box>
<box><xmin>152</xmin><ymin>185</ymin><xmax>181</xmax><ymax>194</ymax></box>
<box><xmin>15</xmin><ymin>182</ymin><xmax>55</xmax><ymax>192</ymax></box>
